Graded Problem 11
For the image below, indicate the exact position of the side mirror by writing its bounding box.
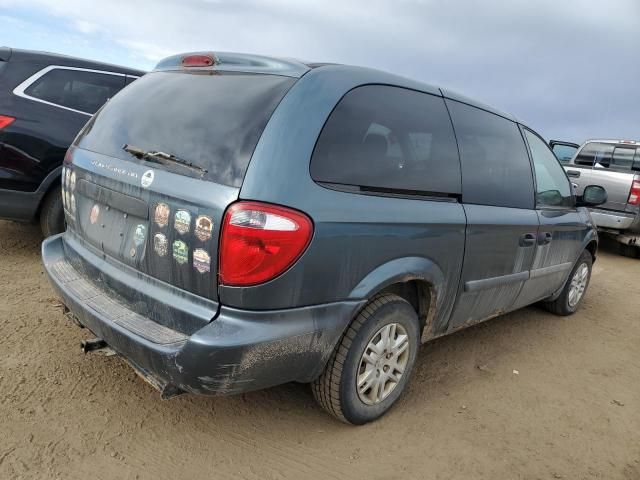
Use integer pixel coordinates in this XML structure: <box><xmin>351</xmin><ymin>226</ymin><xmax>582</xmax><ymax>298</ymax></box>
<box><xmin>577</xmin><ymin>185</ymin><xmax>607</xmax><ymax>207</ymax></box>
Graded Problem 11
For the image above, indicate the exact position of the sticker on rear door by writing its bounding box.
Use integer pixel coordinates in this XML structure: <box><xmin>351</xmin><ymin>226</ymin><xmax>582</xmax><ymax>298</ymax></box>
<box><xmin>194</xmin><ymin>215</ymin><xmax>213</xmax><ymax>242</ymax></box>
<box><xmin>193</xmin><ymin>248</ymin><xmax>211</xmax><ymax>273</ymax></box>
<box><xmin>154</xmin><ymin>203</ymin><xmax>170</xmax><ymax>228</ymax></box>
<box><xmin>141</xmin><ymin>169</ymin><xmax>155</xmax><ymax>188</ymax></box>
<box><xmin>154</xmin><ymin>233</ymin><xmax>168</xmax><ymax>256</ymax></box>
<box><xmin>174</xmin><ymin>209</ymin><xmax>191</xmax><ymax>235</ymax></box>
<box><xmin>89</xmin><ymin>204</ymin><xmax>100</xmax><ymax>224</ymax></box>
<box><xmin>172</xmin><ymin>240</ymin><xmax>189</xmax><ymax>265</ymax></box>
<box><xmin>133</xmin><ymin>224</ymin><xmax>147</xmax><ymax>246</ymax></box>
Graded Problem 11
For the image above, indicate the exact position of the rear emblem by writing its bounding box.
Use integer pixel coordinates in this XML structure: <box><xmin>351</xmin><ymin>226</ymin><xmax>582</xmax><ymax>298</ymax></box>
<box><xmin>154</xmin><ymin>203</ymin><xmax>170</xmax><ymax>227</ymax></box>
<box><xmin>172</xmin><ymin>240</ymin><xmax>189</xmax><ymax>265</ymax></box>
<box><xmin>193</xmin><ymin>248</ymin><xmax>211</xmax><ymax>273</ymax></box>
<box><xmin>154</xmin><ymin>233</ymin><xmax>168</xmax><ymax>257</ymax></box>
<box><xmin>174</xmin><ymin>209</ymin><xmax>191</xmax><ymax>235</ymax></box>
<box><xmin>133</xmin><ymin>224</ymin><xmax>147</xmax><ymax>246</ymax></box>
<box><xmin>89</xmin><ymin>204</ymin><xmax>100</xmax><ymax>224</ymax></box>
<box><xmin>194</xmin><ymin>215</ymin><xmax>213</xmax><ymax>242</ymax></box>
<box><xmin>141</xmin><ymin>170</ymin><xmax>155</xmax><ymax>188</ymax></box>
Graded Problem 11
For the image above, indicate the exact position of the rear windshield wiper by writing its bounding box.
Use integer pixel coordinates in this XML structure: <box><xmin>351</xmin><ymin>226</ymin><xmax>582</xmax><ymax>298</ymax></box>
<box><xmin>123</xmin><ymin>144</ymin><xmax>208</xmax><ymax>177</ymax></box>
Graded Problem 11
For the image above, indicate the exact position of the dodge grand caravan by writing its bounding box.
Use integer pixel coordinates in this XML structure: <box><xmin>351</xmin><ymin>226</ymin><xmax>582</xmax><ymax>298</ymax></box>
<box><xmin>42</xmin><ymin>52</ymin><xmax>607</xmax><ymax>424</ymax></box>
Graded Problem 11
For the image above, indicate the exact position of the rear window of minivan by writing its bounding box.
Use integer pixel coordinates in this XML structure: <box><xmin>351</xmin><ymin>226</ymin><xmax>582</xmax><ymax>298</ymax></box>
<box><xmin>76</xmin><ymin>71</ymin><xmax>296</xmax><ymax>187</ymax></box>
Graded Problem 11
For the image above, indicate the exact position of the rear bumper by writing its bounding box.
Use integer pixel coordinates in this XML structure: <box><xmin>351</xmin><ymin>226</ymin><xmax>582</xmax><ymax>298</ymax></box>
<box><xmin>590</xmin><ymin>208</ymin><xmax>640</xmax><ymax>233</ymax></box>
<box><xmin>42</xmin><ymin>233</ymin><xmax>364</xmax><ymax>396</ymax></box>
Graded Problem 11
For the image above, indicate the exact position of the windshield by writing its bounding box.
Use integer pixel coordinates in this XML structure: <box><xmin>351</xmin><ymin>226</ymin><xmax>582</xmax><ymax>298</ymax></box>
<box><xmin>76</xmin><ymin>71</ymin><xmax>295</xmax><ymax>187</ymax></box>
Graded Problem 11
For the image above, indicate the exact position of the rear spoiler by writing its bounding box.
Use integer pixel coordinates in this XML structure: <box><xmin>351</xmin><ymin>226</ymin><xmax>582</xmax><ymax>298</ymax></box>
<box><xmin>0</xmin><ymin>47</ymin><xmax>12</xmax><ymax>62</ymax></box>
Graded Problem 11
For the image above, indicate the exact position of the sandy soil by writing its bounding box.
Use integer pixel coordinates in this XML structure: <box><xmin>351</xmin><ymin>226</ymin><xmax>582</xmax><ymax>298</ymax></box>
<box><xmin>0</xmin><ymin>219</ymin><xmax>639</xmax><ymax>480</ymax></box>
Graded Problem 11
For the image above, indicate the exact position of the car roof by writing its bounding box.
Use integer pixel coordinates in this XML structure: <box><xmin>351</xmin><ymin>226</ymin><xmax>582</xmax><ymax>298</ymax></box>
<box><xmin>3</xmin><ymin>47</ymin><xmax>145</xmax><ymax>76</ymax></box>
<box><xmin>153</xmin><ymin>51</ymin><xmax>519</xmax><ymax>123</ymax></box>
<box><xmin>584</xmin><ymin>139</ymin><xmax>640</xmax><ymax>145</ymax></box>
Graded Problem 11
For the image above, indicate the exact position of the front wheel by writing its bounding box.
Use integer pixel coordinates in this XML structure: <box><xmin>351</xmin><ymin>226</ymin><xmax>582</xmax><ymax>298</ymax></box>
<box><xmin>543</xmin><ymin>250</ymin><xmax>593</xmax><ymax>316</ymax></box>
<box><xmin>312</xmin><ymin>294</ymin><xmax>420</xmax><ymax>424</ymax></box>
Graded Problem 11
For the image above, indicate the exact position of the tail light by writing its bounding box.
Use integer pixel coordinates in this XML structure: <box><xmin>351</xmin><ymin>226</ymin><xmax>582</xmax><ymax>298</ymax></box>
<box><xmin>182</xmin><ymin>54</ymin><xmax>215</xmax><ymax>67</ymax></box>
<box><xmin>0</xmin><ymin>115</ymin><xmax>15</xmax><ymax>129</ymax></box>
<box><xmin>219</xmin><ymin>201</ymin><xmax>313</xmax><ymax>286</ymax></box>
<box><xmin>629</xmin><ymin>180</ymin><xmax>640</xmax><ymax>206</ymax></box>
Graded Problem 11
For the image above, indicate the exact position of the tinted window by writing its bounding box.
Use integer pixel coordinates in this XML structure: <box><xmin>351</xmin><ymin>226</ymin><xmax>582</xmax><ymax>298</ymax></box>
<box><xmin>610</xmin><ymin>147</ymin><xmax>638</xmax><ymax>170</ymax></box>
<box><xmin>25</xmin><ymin>68</ymin><xmax>124</xmax><ymax>114</ymax></box>
<box><xmin>552</xmin><ymin>144</ymin><xmax>578</xmax><ymax>163</ymax></box>
<box><xmin>446</xmin><ymin>100</ymin><xmax>534</xmax><ymax>209</ymax></box>
<box><xmin>524</xmin><ymin>130</ymin><xmax>573</xmax><ymax>208</ymax></box>
<box><xmin>310</xmin><ymin>85</ymin><xmax>461</xmax><ymax>194</ymax></box>
<box><xmin>78</xmin><ymin>71</ymin><xmax>295</xmax><ymax>187</ymax></box>
<box><xmin>575</xmin><ymin>142</ymin><xmax>613</xmax><ymax>167</ymax></box>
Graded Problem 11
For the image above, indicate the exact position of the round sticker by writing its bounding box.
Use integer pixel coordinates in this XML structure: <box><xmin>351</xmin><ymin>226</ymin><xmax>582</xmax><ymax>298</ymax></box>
<box><xmin>154</xmin><ymin>233</ymin><xmax>168</xmax><ymax>257</ymax></box>
<box><xmin>154</xmin><ymin>203</ymin><xmax>170</xmax><ymax>228</ymax></box>
<box><xmin>141</xmin><ymin>170</ymin><xmax>155</xmax><ymax>188</ymax></box>
<box><xmin>194</xmin><ymin>215</ymin><xmax>213</xmax><ymax>242</ymax></box>
<box><xmin>172</xmin><ymin>240</ymin><xmax>189</xmax><ymax>265</ymax></box>
<box><xmin>89</xmin><ymin>204</ymin><xmax>100</xmax><ymax>224</ymax></box>
<box><xmin>133</xmin><ymin>224</ymin><xmax>146</xmax><ymax>246</ymax></box>
<box><xmin>174</xmin><ymin>209</ymin><xmax>191</xmax><ymax>235</ymax></box>
<box><xmin>193</xmin><ymin>248</ymin><xmax>211</xmax><ymax>273</ymax></box>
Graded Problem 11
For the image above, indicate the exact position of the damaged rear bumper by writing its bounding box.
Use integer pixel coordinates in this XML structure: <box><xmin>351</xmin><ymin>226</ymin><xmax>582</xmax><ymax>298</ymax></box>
<box><xmin>42</xmin><ymin>233</ymin><xmax>365</xmax><ymax>396</ymax></box>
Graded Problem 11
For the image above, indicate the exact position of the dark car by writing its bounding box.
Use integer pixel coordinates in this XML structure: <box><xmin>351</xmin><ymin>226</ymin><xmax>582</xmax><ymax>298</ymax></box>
<box><xmin>42</xmin><ymin>52</ymin><xmax>607</xmax><ymax>424</ymax></box>
<box><xmin>0</xmin><ymin>47</ymin><xmax>144</xmax><ymax>236</ymax></box>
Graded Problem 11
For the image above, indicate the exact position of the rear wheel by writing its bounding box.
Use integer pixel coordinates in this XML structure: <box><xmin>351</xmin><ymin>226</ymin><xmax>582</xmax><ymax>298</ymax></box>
<box><xmin>312</xmin><ymin>294</ymin><xmax>420</xmax><ymax>424</ymax></box>
<box><xmin>543</xmin><ymin>250</ymin><xmax>592</xmax><ymax>316</ymax></box>
<box><xmin>39</xmin><ymin>185</ymin><xmax>65</xmax><ymax>237</ymax></box>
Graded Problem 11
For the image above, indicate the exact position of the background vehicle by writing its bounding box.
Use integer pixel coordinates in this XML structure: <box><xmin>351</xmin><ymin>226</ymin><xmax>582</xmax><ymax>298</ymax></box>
<box><xmin>559</xmin><ymin>139</ymin><xmax>640</xmax><ymax>257</ymax></box>
<box><xmin>550</xmin><ymin>140</ymin><xmax>579</xmax><ymax>163</ymax></box>
<box><xmin>43</xmin><ymin>52</ymin><xmax>605</xmax><ymax>424</ymax></box>
<box><xmin>0</xmin><ymin>47</ymin><xmax>144</xmax><ymax>236</ymax></box>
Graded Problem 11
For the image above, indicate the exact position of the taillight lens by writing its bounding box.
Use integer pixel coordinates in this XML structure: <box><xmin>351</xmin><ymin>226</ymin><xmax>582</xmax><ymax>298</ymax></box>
<box><xmin>0</xmin><ymin>115</ymin><xmax>15</xmax><ymax>129</ymax></box>
<box><xmin>219</xmin><ymin>201</ymin><xmax>313</xmax><ymax>286</ymax></box>
<box><xmin>629</xmin><ymin>180</ymin><xmax>640</xmax><ymax>206</ymax></box>
<box><xmin>182</xmin><ymin>54</ymin><xmax>215</xmax><ymax>67</ymax></box>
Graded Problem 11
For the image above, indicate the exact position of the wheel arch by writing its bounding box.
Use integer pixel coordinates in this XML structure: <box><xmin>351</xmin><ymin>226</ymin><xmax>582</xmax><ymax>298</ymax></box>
<box><xmin>348</xmin><ymin>256</ymin><xmax>446</xmax><ymax>341</ymax></box>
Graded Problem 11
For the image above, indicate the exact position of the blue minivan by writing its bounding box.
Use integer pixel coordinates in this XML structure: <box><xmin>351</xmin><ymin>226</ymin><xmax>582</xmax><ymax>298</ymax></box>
<box><xmin>43</xmin><ymin>52</ymin><xmax>606</xmax><ymax>424</ymax></box>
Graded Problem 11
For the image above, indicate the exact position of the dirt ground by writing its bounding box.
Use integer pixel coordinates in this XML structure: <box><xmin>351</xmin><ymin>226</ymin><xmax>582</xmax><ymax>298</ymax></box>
<box><xmin>0</xmin><ymin>219</ymin><xmax>639</xmax><ymax>480</ymax></box>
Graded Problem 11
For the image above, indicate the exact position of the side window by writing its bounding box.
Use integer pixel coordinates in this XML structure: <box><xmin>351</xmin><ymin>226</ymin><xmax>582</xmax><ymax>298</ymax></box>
<box><xmin>524</xmin><ymin>129</ymin><xmax>573</xmax><ymax>208</ymax></box>
<box><xmin>446</xmin><ymin>100</ymin><xmax>534</xmax><ymax>209</ymax></box>
<box><xmin>310</xmin><ymin>85</ymin><xmax>461</xmax><ymax>195</ymax></box>
<box><xmin>552</xmin><ymin>144</ymin><xmax>578</xmax><ymax>163</ymax></box>
<box><xmin>611</xmin><ymin>147</ymin><xmax>637</xmax><ymax>170</ymax></box>
<box><xmin>575</xmin><ymin>142</ymin><xmax>613</xmax><ymax>168</ymax></box>
<box><xmin>24</xmin><ymin>68</ymin><xmax>124</xmax><ymax>114</ymax></box>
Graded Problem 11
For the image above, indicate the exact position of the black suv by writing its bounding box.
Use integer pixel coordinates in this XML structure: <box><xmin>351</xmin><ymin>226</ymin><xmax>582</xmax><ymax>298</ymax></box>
<box><xmin>0</xmin><ymin>47</ymin><xmax>144</xmax><ymax>236</ymax></box>
<box><xmin>43</xmin><ymin>52</ymin><xmax>607</xmax><ymax>424</ymax></box>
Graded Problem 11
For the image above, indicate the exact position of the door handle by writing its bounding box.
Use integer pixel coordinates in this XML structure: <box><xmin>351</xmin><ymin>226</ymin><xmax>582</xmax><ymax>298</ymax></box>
<box><xmin>519</xmin><ymin>233</ymin><xmax>537</xmax><ymax>247</ymax></box>
<box><xmin>538</xmin><ymin>232</ymin><xmax>552</xmax><ymax>245</ymax></box>
<box><xmin>566</xmin><ymin>170</ymin><xmax>581</xmax><ymax>178</ymax></box>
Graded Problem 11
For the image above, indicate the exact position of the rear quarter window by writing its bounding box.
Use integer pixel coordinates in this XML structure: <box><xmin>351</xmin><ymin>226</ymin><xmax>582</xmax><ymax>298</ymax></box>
<box><xmin>310</xmin><ymin>85</ymin><xmax>461</xmax><ymax>195</ymax></box>
<box><xmin>77</xmin><ymin>71</ymin><xmax>295</xmax><ymax>188</ymax></box>
<box><xmin>23</xmin><ymin>68</ymin><xmax>125</xmax><ymax>114</ymax></box>
<box><xmin>446</xmin><ymin>100</ymin><xmax>534</xmax><ymax>209</ymax></box>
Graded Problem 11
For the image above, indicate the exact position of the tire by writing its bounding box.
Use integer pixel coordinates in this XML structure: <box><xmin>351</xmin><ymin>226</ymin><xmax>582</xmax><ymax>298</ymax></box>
<box><xmin>543</xmin><ymin>250</ymin><xmax>593</xmax><ymax>316</ymax></box>
<box><xmin>312</xmin><ymin>293</ymin><xmax>420</xmax><ymax>425</ymax></box>
<box><xmin>619</xmin><ymin>243</ymin><xmax>640</xmax><ymax>259</ymax></box>
<box><xmin>39</xmin><ymin>185</ymin><xmax>65</xmax><ymax>237</ymax></box>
